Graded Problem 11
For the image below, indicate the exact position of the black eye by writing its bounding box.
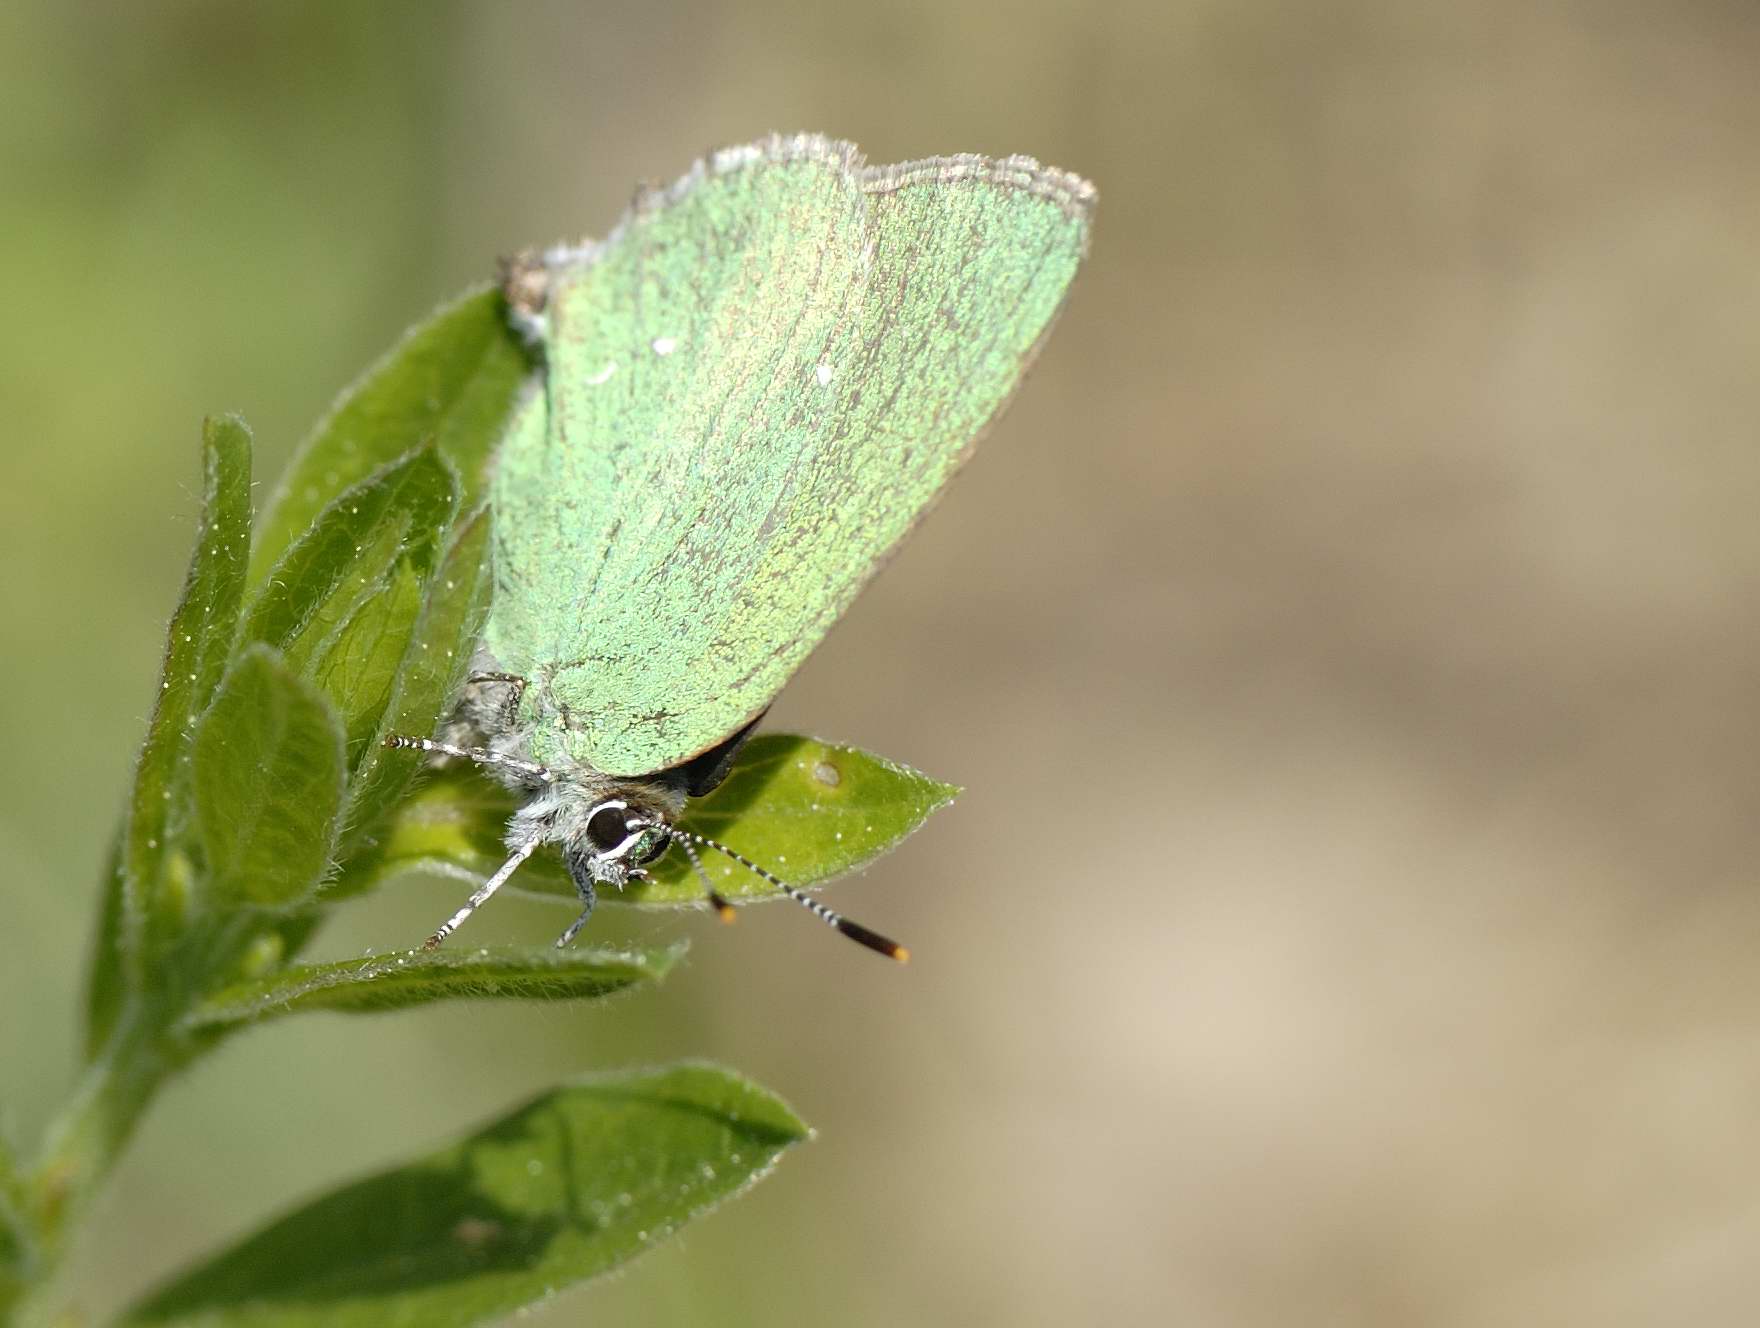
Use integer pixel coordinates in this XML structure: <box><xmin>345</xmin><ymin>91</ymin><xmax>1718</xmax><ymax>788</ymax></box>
<box><xmin>585</xmin><ymin>804</ymin><xmax>632</xmax><ymax>853</ymax></box>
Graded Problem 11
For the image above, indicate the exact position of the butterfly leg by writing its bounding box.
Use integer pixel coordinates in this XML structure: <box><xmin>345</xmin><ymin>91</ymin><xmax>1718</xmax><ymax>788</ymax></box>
<box><xmin>439</xmin><ymin>668</ymin><xmax>530</xmax><ymax>745</ymax></box>
<box><xmin>382</xmin><ymin>734</ymin><xmax>554</xmax><ymax>784</ymax></box>
<box><xmin>464</xmin><ymin>675</ymin><xmax>524</xmax><ymax>717</ymax></box>
<box><xmin>554</xmin><ymin>877</ymin><xmax>597</xmax><ymax>947</ymax></box>
<box><xmin>467</xmin><ymin>670</ymin><xmax>529</xmax><ymax>694</ymax></box>
<box><xmin>426</xmin><ymin>838</ymin><xmax>540</xmax><ymax>948</ymax></box>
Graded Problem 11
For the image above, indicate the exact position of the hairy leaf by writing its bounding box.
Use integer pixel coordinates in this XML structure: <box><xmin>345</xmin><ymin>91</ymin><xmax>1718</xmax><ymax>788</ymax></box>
<box><xmin>243</xmin><ymin>449</ymin><xmax>456</xmax><ymax>771</ymax></box>
<box><xmin>251</xmin><ymin>287</ymin><xmax>529</xmax><ymax>582</ymax></box>
<box><xmin>183</xmin><ymin>943</ymin><xmax>684</xmax><ymax>1031</ymax></box>
<box><xmin>122</xmin><ymin>1064</ymin><xmax>809</xmax><ymax>1327</ymax></box>
<box><xmin>91</xmin><ymin>418</ymin><xmax>252</xmax><ymax>1052</ymax></box>
<box><xmin>192</xmin><ymin>647</ymin><xmax>346</xmax><ymax>911</ymax></box>
<box><xmin>341</xmin><ymin>507</ymin><xmax>493</xmax><ymax>850</ymax></box>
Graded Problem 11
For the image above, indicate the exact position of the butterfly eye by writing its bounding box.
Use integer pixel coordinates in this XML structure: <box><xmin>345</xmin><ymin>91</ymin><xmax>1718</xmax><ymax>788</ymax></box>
<box><xmin>585</xmin><ymin>803</ymin><xmax>633</xmax><ymax>854</ymax></box>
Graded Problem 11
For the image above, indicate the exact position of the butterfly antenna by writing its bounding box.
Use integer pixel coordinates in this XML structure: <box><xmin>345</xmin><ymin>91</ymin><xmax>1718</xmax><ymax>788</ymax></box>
<box><xmin>674</xmin><ymin>832</ymin><xmax>737</xmax><ymax>924</ymax></box>
<box><xmin>671</xmin><ymin>829</ymin><xmax>909</xmax><ymax>963</ymax></box>
<box><xmin>425</xmin><ymin>838</ymin><xmax>540</xmax><ymax>948</ymax></box>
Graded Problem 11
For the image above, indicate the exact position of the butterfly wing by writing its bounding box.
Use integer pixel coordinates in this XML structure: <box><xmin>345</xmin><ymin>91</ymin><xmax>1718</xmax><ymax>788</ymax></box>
<box><xmin>488</xmin><ymin>134</ymin><xmax>1093</xmax><ymax>776</ymax></box>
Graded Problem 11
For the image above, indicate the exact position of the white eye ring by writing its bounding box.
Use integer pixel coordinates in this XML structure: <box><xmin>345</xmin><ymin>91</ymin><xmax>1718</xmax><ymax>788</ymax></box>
<box><xmin>586</xmin><ymin>802</ymin><xmax>664</xmax><ymax>862</ymax></box>
<box><xmin>585</xmin><ymin>800</ymin><xmax>635</xmax><ymax>857</ymax></box>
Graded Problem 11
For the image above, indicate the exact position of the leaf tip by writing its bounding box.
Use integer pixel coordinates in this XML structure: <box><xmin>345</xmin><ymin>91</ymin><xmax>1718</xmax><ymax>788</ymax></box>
<box><xmin>203</xmin><ymin>409</ymin><xmax>253</xmax><ymax>433</ymax></box>
<box><xmin>646</xmin><ymin>939</ymin><xmax>691</xmax><ymax>977</ymax></box>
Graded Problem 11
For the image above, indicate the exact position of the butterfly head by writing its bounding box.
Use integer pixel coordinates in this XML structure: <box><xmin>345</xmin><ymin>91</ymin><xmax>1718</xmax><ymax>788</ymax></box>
<box><xmin>563</xmin><ymin>797</ymin><xmax>673</xmax><ymax>891</ymax></box>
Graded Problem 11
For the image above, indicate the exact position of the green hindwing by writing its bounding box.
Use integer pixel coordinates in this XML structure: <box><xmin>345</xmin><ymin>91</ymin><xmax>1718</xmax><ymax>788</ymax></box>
<box><xmin>488</xmin><ymin>133</ymin><xmax>1092</xmax><ymax>776</ymax></box>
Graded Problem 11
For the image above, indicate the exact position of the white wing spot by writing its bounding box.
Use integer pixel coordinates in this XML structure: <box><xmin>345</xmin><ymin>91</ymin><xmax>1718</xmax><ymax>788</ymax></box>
<box><xmin>587</xmin><ymin>361</ymin><xmax>618</xmax><ymax>385</ymax></box>
<box><xmin>814</xmin><ymin>363</ymin><xmax>834</xmax><ymax>387</ymax></box>
<box><xmin>651</xmin><ymin>337</ymin><xmax>678</xmax><ymax>357</ymax></box>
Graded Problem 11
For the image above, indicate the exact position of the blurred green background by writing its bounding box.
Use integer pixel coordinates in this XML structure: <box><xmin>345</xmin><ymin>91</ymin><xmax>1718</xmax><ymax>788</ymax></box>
<box><xmin>6</xmin><ymin>1</ymin><xmax>1760</xmax><ymax>1323</ymax></box>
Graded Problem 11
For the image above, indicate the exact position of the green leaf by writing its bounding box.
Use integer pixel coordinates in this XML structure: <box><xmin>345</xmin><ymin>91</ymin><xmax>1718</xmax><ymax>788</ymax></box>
<box><xmin>192</xmin><ymin>646</ymin><xmax>347</xmax><ymax>911</ymax></box>
<box><xmin>121</xmin><ymin>1063</ymin><xmax>809</xmax><ymax>1327</ymax></box>
<box><xmin>653</xmin><ymin>735</ymin><xmax>961</xmax><ymax>904</ymax></box>
<box><xmin>182</xmin><ymin>943</ymin><xmax>684</xmax><ymax>1032</ymax></box>
<box><xmin>309</xmin><ymin>557</ymin><xmax>425</xmax><ymax>755</ymax></box>
<box><xmin>242</xmin><ymin>449</ymin><xmax>457</xmax><ymax>769</ymax></box>
<box><xmin>251</xmin><ymin>287</ymin><xmax>529</xmax><ymax>583</ymax></box>
<box><xmin>92</xmin><ymin>418</ymin><xmax>252</xmax><ymax>1051</ymax></box>
<box><xmin>340</xmin><ymin>507</ymin><xmax>493</xmax><ymax>851</ymax></box>
<box><xmin>336</xmin><ymin>734</ymin><xmax>959</xmax><ymax>908</ymax></box>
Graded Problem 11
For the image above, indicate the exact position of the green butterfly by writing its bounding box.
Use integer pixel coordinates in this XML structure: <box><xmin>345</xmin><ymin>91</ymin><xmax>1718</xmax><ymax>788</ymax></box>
<box><xmin>390</xmin><ymin>133</ymin><xmax>1092</xmax><ymax>957</ymax></box>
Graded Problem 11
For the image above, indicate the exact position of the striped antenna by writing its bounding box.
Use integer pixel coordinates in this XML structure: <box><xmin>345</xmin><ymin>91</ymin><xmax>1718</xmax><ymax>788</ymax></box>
<box><xmin>675</xmin><ymin>832</ymin><xmax>737</xmax><ymax>923</ymax></box>
<box><xmin>670</xmin><ymin>828</ymin><xmax>909</xmax><ymax>963</ymax></box>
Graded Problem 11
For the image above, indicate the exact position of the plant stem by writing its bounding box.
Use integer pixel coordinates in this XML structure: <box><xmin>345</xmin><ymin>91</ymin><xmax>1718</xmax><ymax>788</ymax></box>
<box><xmin>11</xmin><ymin>903</ymin><xmax>269</xmax><ymax>1324</ymax></box>
<box><xmin>15</xmin><ymin>1006</ymin><xmax>171</xmax><ymax>1317</ymax></box>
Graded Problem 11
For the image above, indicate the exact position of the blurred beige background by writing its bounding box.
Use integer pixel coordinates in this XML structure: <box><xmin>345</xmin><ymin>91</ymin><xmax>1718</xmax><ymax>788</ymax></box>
<box><xmin>5</xmin><ymin>1</ymin><xmax>1760</xmax><ymax>1324</ymax></box>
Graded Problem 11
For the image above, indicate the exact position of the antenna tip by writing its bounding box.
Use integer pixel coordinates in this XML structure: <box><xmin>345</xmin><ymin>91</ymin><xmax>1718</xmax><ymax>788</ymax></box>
<box><xmin>835</xmin><ymin>917</ymin><xmax>910</xmax><ymax>963</ymax></box>
<box><xmin>715</xmin><ymin>902</ymin><xmax>736</xmax><ymax>924</ymax></box>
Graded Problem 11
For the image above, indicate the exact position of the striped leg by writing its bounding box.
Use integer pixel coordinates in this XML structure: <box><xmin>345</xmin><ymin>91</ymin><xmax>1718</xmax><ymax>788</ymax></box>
<box><xmin>425</xmin><ymin>839</ymin><xmax>539</xmax><ymax>948</ymax></box>
<box><xmin>382</xmin><ymin>734</ymin><xmax>555</xmax><ymax>784</ymax></box>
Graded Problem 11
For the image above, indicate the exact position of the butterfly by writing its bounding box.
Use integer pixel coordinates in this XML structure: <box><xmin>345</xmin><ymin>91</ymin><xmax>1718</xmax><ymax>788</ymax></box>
<box><xmin>387</xmin><ymin>133</ymin><xmax>1093</xmax><ymax>958</ymax></box>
